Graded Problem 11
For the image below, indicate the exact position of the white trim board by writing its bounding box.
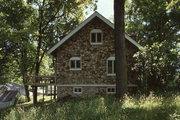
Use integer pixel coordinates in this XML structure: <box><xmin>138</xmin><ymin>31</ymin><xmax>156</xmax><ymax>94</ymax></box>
<box><xmin>55</xmin><ymin>84</ymin><xmax>137</xmax><ymax>87</ymax></box>
<box><xmin>48</xmin><ymin>11</ymin><xmax>142</xmax><ymax>54</ymax></box>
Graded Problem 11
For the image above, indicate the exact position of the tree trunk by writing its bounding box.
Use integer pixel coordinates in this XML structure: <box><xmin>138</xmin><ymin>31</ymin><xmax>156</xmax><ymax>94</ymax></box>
<box><xmin>21</xmin><ymin>45</ymin><xmax>31</xmax><ymax>102</ymax></box>
<box><xmin>25</xmin><ymin>85</ymin><xmax>30</xmax><ymax>101</ymax></box>
<box><xmin>114</xmin><ymin>0</ymin><xmax>128</xmax><ymax>99</ymax></box>
<box><xmin>33</xmin><ymin>62</ymin><xmax>40</xmax><ymax>104</ymax></box>
<box><xmin>33</xmin><ymin>38</ymin><xmax>41</xmax><ymax>104</ymax></box>
<box><xmin>23</xmin><ymin>76</ymin><xmax>31</xmax><ymax>102</ymax></box>
<box><xmin>33</xmin><ymin>2</ymin><xmax>44</xmax><ymax>104</ymax></box>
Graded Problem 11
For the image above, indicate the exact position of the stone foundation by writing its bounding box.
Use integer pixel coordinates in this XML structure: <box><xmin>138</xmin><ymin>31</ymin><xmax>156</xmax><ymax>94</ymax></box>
<box><xmin>57</xmin><ymin>86</ymin><xmax>111</xmax><ymax>99</ymax></box>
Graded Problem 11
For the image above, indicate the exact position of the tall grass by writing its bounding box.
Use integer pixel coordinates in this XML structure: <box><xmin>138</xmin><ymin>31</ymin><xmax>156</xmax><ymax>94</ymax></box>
<box><xmin>0</xmin><ymin>92</ymin><xmax>180</xmax><ymax>120</ymax></box>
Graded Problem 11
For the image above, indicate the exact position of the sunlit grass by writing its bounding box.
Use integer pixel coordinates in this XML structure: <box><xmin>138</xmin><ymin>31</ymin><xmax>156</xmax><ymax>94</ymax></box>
<box><xmin>1</xmin><ymin>92</ymin><xmax>180</xmax><ymax>120</ymax></box>
<box><xmin>17</xmin><ymin>94</ymin><xmax>54</xmax><ymax>107</ymax></box>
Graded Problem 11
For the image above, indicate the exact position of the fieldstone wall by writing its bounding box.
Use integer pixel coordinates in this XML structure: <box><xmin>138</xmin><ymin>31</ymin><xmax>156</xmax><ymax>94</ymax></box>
<box><xmin>54</xmin><ymin>17</ymin><xmax>138</xmax><ymax>99</ymax></box>
<box><xmin>57</xmin><ymin>86</ymin><xmax>108</xmax><ymax>99</ymax></box>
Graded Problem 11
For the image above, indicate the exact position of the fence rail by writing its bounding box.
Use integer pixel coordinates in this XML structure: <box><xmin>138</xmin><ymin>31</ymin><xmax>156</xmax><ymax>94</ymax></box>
<box><xmin>25</xmin><ymin>76</ymin><xmax>56</xmax><ymax>86</ymax></box>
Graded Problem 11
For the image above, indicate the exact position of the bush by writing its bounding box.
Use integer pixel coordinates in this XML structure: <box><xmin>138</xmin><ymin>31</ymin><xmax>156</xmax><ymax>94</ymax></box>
<box><xmin>17</xmin><ymin>96</ymin><xmax>27</xmax><ymax>104</ymax></box>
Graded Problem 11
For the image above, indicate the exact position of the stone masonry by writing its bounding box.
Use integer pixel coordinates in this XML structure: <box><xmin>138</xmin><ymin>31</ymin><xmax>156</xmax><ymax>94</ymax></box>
<box><xmin>53</xmin><ymin>17</ymin><xmax>138</xmax><ymax>99</ymax></box>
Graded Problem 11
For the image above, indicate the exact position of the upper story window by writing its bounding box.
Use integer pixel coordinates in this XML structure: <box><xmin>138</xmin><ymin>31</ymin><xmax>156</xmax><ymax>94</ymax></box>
<box><xmin>70</xmin><ymin>57</ymin><xmax>81</xmax><ymax>70</ymax></box>
<box><xmin>90</xmin><ymin>29</ymin><xmax>103</xmax><ymax>45</ymax></box>
<box><xmin>107</xmin><ymin>57</ymin><xmax>116</xmax><ymax>76</ymax></box>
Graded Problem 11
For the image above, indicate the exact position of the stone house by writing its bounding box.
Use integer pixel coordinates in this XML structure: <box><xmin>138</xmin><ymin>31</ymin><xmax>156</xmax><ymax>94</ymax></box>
<box><xmin>48</xmin><ymin>12</ymin><xmax>142</xmax><ymax>99</ymax></box>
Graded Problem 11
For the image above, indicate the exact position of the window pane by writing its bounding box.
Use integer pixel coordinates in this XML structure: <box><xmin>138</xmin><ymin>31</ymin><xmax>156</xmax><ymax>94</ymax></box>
<box><xmin>108</xmin><ymin>60</ymin><xmax>113</xmax><ymax>74</ymax></box>
<box><xmin>97</xmin><ymin>33</ymin><xmax>102</xmax><ymax>43</ymax></box>
<box><xmin>74</xmin><ymin>88</ymin><xmax>77</xmax><ymax>92</ymax></box>
<box><xmin>107</xmin><ymin>88</ymin><xmax>111</xmax><ymax>92</ymax></box>
<box><xmin>71</xmin><ymin>60</ymin><xmax>75</xmax><ymax>68</ymax></box>
<box><xmin>91</xmin><ymin>33</ymin><xmax>96</xmax><ymax>43</ymax></box>
<box><xmin>78</xmin><ymin>88</ymin><xmax>81</xmax><ymax>92</ymax></box>
<box><xmin>76</xmin><ymin>60</ymin><xmax>81</xmax><ymax>68</ymax></box>
<box><xmin>112</xmin><ymin>88</ymin><xmax>115</xmax><ymax>92</ymax></box>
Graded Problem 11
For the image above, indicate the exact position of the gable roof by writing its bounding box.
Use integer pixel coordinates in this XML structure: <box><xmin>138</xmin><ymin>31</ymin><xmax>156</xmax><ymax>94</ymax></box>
<box><xmin>48</xmin><ymin>11</ymin><xmax>142</xmax><ymax>54</ymax></box>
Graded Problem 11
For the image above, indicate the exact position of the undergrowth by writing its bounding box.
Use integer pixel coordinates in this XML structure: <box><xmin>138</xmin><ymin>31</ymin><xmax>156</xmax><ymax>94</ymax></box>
<box><xmin>0</xmin><ymin>92</ymin><xmax>180</xmax><ymax>120</ymax></box>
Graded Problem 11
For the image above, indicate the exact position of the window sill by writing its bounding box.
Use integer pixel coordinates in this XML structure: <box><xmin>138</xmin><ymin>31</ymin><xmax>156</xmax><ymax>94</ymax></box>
<box><xmin>107</xmin><ymin>74</ymin><xmax>116</xmax><ymax>76</ymax></box>
<box><xmin>70</xmin><ymin>68</ymin><xmax>82</xmax><ymax>71</ymax></box>
<box><xmin>107</xmin><ymin>92</ymin><xmax>116</xmax><ymax>94</ymax></box>
<box><xmin>73</xmin><ymin>92</ymin><xmax>82</xmax><ymax>94</ymax></box>
<box><xmin>90</xmin><ymin>43</ymin><xmax>103</xmax><ymax>45</ymax></box>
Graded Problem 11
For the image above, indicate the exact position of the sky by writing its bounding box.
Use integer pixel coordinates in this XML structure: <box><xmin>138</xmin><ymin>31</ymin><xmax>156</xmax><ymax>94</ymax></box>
<box><xmin>86</xmin><ymin>0</ymin><xmax>114</xmax><ymax>20</ymax></box>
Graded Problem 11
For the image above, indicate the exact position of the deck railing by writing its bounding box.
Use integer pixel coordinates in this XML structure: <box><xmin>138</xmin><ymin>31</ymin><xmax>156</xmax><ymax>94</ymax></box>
<box><xmin>25</xmin><ymin>76</ymin><xmax>56</xmax><ymax>86</ymax></box>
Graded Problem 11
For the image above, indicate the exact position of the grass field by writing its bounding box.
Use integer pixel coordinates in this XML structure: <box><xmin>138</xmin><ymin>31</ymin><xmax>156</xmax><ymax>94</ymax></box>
<box><xmin>17</xmin><ymin>94</ymin><xmax>54</xmax><ymax>106</ymax></box>
<box><xmin>0</xmin><ymin>92</ymin><xmax>180</xmax><ymax>120</ymax></box>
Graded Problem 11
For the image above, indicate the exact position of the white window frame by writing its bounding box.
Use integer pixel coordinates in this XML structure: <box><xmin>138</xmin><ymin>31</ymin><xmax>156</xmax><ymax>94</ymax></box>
<box><xmin>90</xmin><ymin>29</ymin><xmax>103</xmax><ymax>45</ymax></box>
<box><xmin>73</xmin><ymin>87</ymin><xmax>83</xmax><ymax>94</ymax></box>
<box><xmin>107</xmin><ymin>57</ymin><xmax>116</xmax><ymax>76</ymax></box>
<box><xmin>106</xmin><ymin>87</ymin><xmax>116</xmax><ymax>94</ymax></box>
<box><xmin>69</xmin><ymin>57</ymin><xmax>82</xmax><ymax>71</ymax></box>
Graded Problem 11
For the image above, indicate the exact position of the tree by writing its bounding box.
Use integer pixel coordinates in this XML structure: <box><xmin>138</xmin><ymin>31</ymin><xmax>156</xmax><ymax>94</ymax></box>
<box><xmin>0</xmin><ymin>0</ymin><xmax>33</xmax><ymax>101</ymax></box>
<box><xmin>114</xmin><ymin>0</ymin><xmax>128</xmax><ymax>99</ymax></box>
<box><xmin>126</xmin><ymin>0</ymin><xmax>179</xmax><ymax>91</ymax></box>
<box><xmin>0</xmin><ymin>0</ymin><xmax>35</xmax><ymax>101</ymax></box>
<box><xmin>26</xmin><ymin>0</ymin><xmax>97</xmax><ymax>104</ymax></box>
<box><xmin>0</xmin><ymin>0</ymin><xmax>97</xmax><ymax>103</ymax></box>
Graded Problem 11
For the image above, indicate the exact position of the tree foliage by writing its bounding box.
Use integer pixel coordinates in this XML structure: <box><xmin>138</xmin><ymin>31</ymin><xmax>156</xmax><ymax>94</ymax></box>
<box><xmin>0</xmin><ymin>0</ymin><xmax>35</xmax><ymax>84</ymax></box>
<box><xmin>0</xmin><ymin>0</ymin><xmax>96</xmax><ymax>81</ymax></box>
<box><xmin>126</xmin><ymin>0</ymin><xmax>180</xmax><ymax>91</ymax></box>
<box><xmin>0</xmin><ymin>0</ymin><xmax>97</xmax><ymax>102</ymax></box>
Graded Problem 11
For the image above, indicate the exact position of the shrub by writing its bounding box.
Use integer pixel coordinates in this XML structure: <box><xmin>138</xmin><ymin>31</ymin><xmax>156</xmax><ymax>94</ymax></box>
<box><xmin>17</xmin><ymin>96</ymin><xmax>27</xmax><ymax>104</ymax></box>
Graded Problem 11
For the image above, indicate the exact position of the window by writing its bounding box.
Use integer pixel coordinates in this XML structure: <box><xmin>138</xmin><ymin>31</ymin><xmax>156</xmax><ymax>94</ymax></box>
<box><xmin>107</xmin><ymin>87</ymin><xmax>116</xmax><ymax>94</ymax></box>
<box><xmin>70</xmin><ymin>57</ymin><xmax>81</xmax><ymax>70</ymax></box>
<box><xmin>90</xmin><ymin>29</ymin><xmax>103</xmax><ymax>45</ymax></box>
<box><xmin>107</xmin><ymin>57</ymin><xmax>115</xmax><ymax>76</ymax></box>
<box><xmin>73</xmin><ymin>87</ymin><xmax>82</xmax><ymax>94</ymax></box>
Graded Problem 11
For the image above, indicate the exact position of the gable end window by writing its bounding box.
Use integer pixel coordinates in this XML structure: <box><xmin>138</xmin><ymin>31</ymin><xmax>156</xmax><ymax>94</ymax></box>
<box><xmin>90</xmin><ymin>29</ymin><xmax>103</xmax><ymax>45</ymax></box>
<box><xmin>70</xmin><ymin>57</ymin><xmax>81</xmax><ymax>70</ymax></box>
<box><xmin>107</xmin><ymin>57</ymin><xmax>116</xmax><ymax>76</ymax></box>
<box><xmin>73</xmin><ymin>87</ymin><xmax>83</xmax><ymax>94</ymax></box>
